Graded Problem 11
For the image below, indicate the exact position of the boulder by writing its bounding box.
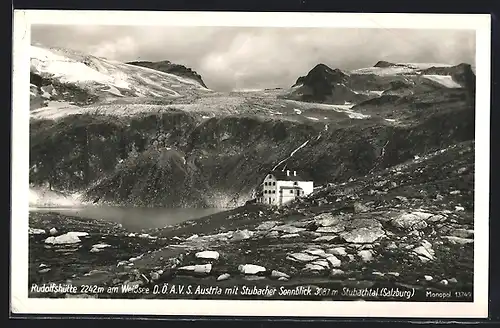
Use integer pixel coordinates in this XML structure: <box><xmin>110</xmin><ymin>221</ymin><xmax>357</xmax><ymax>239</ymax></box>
<box><xmin>29</xmin><ymin>228</ymin><xmax>46</xmax><ymax>235</ymax></box>
<box><xmin>449</xmin><ymin>229</ymin><xmax>474</xmax><ymax>239</ymax></box>
<box><xmin>313</xmin><ymin>235</ymin><xmax>337</xmax><ymax>242</ymax></box>
<box><xmin>238</xmin><ymin>264</ymin><xmax>266</xmax><ymax>275</ymax></box>
<box><xmin>347</xmin><ymin>218</ymin><xmax>383</xmax><ymax>229</ymax></box>
<box><xmin>358</xmin><ymin>250</ymin><xmax>373</xmax><ymax>262</ymax></box>
<box><xmin>304</xmin><ymin>249</ymin><xmax>327</xmax><ymax>256</ymax></box>
<box><xmin>330</xmin><ymin>269</ymin><xmax>345</xmax><ymax>276</ymax></box>
<box><xmin>179</xmin><ymin>264</ymin><xmax>212</xmax><ymax>274</ymax></box>
<box><xmin>326</xmin><ymin>255</ymin><xmax>342</xmax><ymax>268</ymax></box>
<box><xmin>316</xmin><ymin>226</ymin><xmax>345</xmax><ymax>233</ymax></box>
<box><xmin>272</xmin><ymin>225</ymin><xmax>306</xmax><ymax>234</ymax></box>
<box><xmin>271</xmin><ymin>270</ymin><xmax>290</xmax><ymax>279</ymax></box>
<box><xmin>327</xmin><ymin>247</ymin><xmax>347</xmax><ymax>257</ymax></box>
<box><xmin>256</xmin><ymin>221</ymin><xmax>278</xmax><ymax>231</ymax></box>
<box><xmin>45</xmin><ymin>232</ymin><xmax>85</xmax><ymax>245</ymax></box>
<box><xmin>287</xmin><ymin>252</ymin><xmax>319</xmax><ymax>262</ymax></box>
<box><xmin>195</xmin><ymin>251</ymin><xmax>220</xmax><ymax>260</ymax></box>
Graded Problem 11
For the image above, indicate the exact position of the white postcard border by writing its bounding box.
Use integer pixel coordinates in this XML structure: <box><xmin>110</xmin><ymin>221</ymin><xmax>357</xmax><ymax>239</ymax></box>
<box><xmin>11</xmin><ymin>10</ymin><xmax>491</xmax><ymax>318</ymax></box>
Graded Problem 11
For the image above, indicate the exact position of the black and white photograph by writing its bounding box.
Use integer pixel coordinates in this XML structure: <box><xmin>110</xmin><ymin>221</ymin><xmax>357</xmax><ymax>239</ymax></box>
<box><xmin>11</xmin><ymin>11</ymin><xmax>490</xmax><ymax>317</ymax></box>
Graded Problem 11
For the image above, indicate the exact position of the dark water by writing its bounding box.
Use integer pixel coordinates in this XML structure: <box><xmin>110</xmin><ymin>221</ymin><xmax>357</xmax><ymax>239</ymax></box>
<box><xmin>29</xmin><ymin>206</ymin><xmax>226</xmax><ymax>231</ymax></box>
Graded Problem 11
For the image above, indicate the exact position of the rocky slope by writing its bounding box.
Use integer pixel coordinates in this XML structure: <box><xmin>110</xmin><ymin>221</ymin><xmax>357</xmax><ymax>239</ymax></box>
<box><xmin>29</xmin><ymin>45</ymin><xmax>475</xmax><ymax>209</ymax></box>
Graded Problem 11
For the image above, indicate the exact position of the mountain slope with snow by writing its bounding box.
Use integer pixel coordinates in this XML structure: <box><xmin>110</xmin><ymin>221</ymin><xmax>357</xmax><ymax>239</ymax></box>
<box><xmin>282</xmin><ymin>61</ymin><xmax>475</xmax><ymax>106</ymax></box>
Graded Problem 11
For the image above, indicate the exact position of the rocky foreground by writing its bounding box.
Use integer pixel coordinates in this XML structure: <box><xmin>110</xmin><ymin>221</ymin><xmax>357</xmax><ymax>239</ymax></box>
<box><xmin>28</xmin><ymin>140</ymin><xmax>474</xmax><ymax>302</ymax></box>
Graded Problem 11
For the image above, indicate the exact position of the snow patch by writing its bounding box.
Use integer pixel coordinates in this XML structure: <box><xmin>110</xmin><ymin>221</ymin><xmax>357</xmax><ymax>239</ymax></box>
<box><xmin>306</xmin><ymin>116</ymin><xmax>320</xmax><ymax>121</ymax></box>
<box><xmin>293</xmin><ymin>108</ymin><xmax>302</xmax><ymax>115</ymax></box>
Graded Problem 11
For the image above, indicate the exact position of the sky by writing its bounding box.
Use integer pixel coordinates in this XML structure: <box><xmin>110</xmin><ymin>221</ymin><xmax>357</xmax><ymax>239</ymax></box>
<box><xmin>31</xmin><ymin>25</ymin><xmax>476</xmax><ymax>91</ymax></box>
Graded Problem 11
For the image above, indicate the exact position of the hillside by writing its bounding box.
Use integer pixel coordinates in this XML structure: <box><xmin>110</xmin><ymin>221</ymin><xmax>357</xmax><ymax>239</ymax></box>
<box><xmin>29</xmin><ymin>45</ymin><xmax>475</xmax><ymax>209</ymax></box>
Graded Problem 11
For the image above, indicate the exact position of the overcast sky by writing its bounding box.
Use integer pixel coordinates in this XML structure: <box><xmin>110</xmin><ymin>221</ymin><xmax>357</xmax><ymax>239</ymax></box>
<box><xmin>32</xmin><ymin>25</ymin><xmax>475</xmax><ymax>91</ymax></box>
